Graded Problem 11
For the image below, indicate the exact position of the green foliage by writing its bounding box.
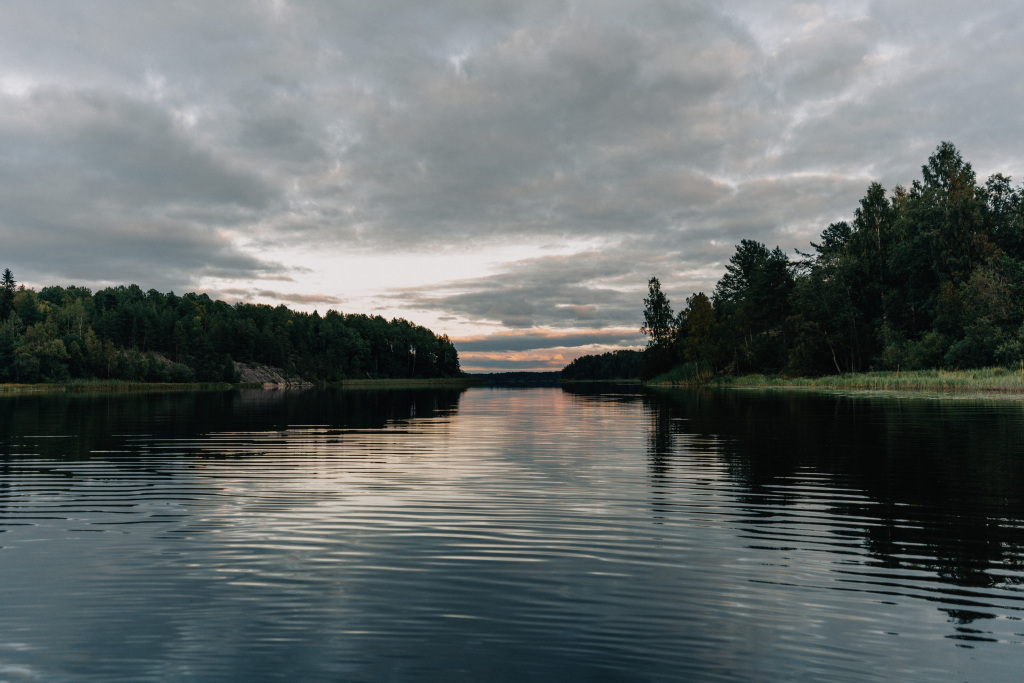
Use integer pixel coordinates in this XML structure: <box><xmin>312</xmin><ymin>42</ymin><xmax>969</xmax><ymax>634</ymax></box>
<box><xmin>711</xmin><ymin>240</ymin><xmax>794</xmax><ymax>373</ymax></box>
<box><xmin>641</xmin><ymin>277</ymin><xmax>674</xmax><ymax>347</ymax></box>
<box><xmin>700</xmin><ymin>367</ymin><xmax>1024</xmax><ymax>394</ymax></box>
<box><xmin>640</xmin><ymin>276</ymin><xmax>678</xmax><ymax>379</ymax></box>
<box><xmin>0</xmin><ymin>268</ymin><xmax>14</xmax><ymax>321</ymax></box>
<box><xmin>649</xmin><ymin>360</ymin><xmax>714</xmax><ymax>386</ymax></box>
<box><xmin>675</xmin><ymin>292</ymin><xmax>716</xmax><ymax>367</ymax></box>
<box><xmin>794</xmin><ymin>143</ymin><xmax>1024</xmax><ymax>373</ymax></box>
<box><xmin>0</xmin><ymin>273</ymin><xmax>463</xmax><ymax>384</ymax></box>
<box><xmin>561</xmin><ymin>349</ymin><xmax>641</xmax><ymax>380</ymax></box>
<box><xmin>639</xmin><ymin>142</ymin><xmax>1024</xmax><ymax>381</ymax></box>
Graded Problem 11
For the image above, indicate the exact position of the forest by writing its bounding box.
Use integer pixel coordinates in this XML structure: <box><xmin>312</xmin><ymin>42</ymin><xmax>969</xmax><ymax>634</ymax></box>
<box><xmin>0</xmin><ymin>276</ymin><xmax>462</xmax><ymax>383</ymax></box>
<box><xmin>631</xmin><ymin>142</ymin><xmax>1024</xmax><ymax>380</ymax></box>
<box><xmin>560</xmin><ymin>349</ymin><xmax>641</xmax><ymax>381</ymax></box>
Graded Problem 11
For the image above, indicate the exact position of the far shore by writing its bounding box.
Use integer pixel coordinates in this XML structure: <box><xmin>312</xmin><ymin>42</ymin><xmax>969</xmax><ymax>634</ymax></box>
<box><xmin>332</xmin><ymin>377</ymin><xmax>484</xmax><ymax>388</ymax></box>
<box><xmin>559</xmin><ymin>378</ymin><xmax>642</xmax><ymax>385</ymax></box>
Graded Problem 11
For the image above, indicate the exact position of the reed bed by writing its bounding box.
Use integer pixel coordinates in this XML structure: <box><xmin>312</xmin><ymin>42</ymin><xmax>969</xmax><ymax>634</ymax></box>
<box><xmin>0</xmin><ymin>380</ymin><xmax>257</xmax><ymax>395</ymax></box>
<box><xmin>648</xmin><ymin>361</ymin><xmax>715</xmax><ymax>386</ymax></box>
<box><xmin>652</xmin><ymin>367</ymin><xmax>1024</xmax><ymax>395</ymax></box>
<box><xmin>0</xmin><ymin>377</ymin><xmax>480</xmax><ymax>396</ymax></box>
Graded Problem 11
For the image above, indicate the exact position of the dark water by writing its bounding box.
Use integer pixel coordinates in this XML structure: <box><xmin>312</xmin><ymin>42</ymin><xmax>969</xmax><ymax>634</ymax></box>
<box><xmin>0</xmin><ymin>386</ymin><xmax>1022</xmax><ymax>681</ymax></box>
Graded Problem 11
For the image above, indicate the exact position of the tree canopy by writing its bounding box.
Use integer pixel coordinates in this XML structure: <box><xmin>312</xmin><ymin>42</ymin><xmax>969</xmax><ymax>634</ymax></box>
<box><xmin>0</xmin><ymin>281</ymin><xmax>462</xmax><ymax>383</ymax></box>
<box><xmin>637</xmin><ymin>142</ymin><xmax>1024</xmax><ymax>379</ymax></box>
<box><xmin>561</xmin><ymin>349</ymin><xmax>641</xmax><ymax>381</ymax></box>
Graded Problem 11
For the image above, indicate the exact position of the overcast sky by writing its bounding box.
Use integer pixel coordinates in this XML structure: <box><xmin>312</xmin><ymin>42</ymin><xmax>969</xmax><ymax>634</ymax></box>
<box><xmin>2</xmin><ymin>1</ymin><xmax>1022</xmax><ymax>371</ymax></box>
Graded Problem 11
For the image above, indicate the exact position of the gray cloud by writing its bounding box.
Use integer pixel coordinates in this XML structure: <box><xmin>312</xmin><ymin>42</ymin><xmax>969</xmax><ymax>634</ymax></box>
<box><xmin>0</xmin><ymin>1</ymin><xmax>1022</xmax><ymax>368</ymax></box>
<box><xmin>396</xmin><ymin>250</ymin><xmax>652</xmax><ymax>330</ymax></box>
<box><xmin>0</xmin><ymin>87</ymin><xmax>282</xmax><ymax>291</ymax></box>
<box><xmin>216</xmin><ymin>288</ymin><xmax>344</xmax><ymax>308</ymax></box>
<box><xmin>455</xmin><ymin>329</ymin><xmax>643</xmax><ymax>353</ymax></box>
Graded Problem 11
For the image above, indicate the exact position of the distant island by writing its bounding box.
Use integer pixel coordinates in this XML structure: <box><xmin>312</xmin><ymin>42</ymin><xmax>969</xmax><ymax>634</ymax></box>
<box><xmin>560</xmin><ymin>349</ymin><xmax>641</xmax><ymax>381</ymax></box>
<box><xmin>564</xmin><ymin>143</ymin><xmax>1024</xmax><ymax>390</ymax></box>
<box><xmin>0</xmin><ymin>276</ymin><xmax>462</xmax><ymax>385</ymax></box>
<box><xmin>470</xmin><ymin>371</ymin><xmax>562</xmax><ymax>386</ymax></box>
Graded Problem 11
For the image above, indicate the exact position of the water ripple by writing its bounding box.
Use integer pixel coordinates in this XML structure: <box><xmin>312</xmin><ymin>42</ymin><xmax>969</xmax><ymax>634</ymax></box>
<box><xmin>0</xmin><ymin>387</ymin><xmax>1022</xmax><ymax>680</ymax></box>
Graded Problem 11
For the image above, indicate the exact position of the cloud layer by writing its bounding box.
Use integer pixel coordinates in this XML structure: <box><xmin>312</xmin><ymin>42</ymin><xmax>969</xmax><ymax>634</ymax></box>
<box><xmin>2</xmin><ymin>1</ymin><xmax>1023</xmax><ymax>369</ymax></box>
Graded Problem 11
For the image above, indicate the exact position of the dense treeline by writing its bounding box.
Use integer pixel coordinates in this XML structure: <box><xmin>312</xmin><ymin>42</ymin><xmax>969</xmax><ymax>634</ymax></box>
<box><xmin>474</xmin><ymin>371</ymin><xmax>562</xmax><ymax>386</ymax></box>
<box><xmin>641</xmin><ymin>143</ymin><xmax>1024</xmax><ymax>380</ymax></box>
<box><xmin>560</xmin><ymin>349</ymin><xmax>641</xmax><ymax>380</ymax></box>
<box><xmin>0</xmin><ymin>277</ymin><xmax>461</xmax><ymax>383</ymax></box>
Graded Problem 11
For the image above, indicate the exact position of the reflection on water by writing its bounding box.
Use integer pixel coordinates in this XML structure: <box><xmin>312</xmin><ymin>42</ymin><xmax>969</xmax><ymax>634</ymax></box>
<box><xmin>0</xmin><ymin>388</ymin><xmax>466</xmax><ymax>459</ymax></box>
<box><xmin>0</xmin><ymin>386</ymin><xmax>1022</xmax><ymax>681</ymax></box>
<box><xmin>634</xmin><ymin>388</ymin><xmax>1024</xmax><ymax>644</ymax></box>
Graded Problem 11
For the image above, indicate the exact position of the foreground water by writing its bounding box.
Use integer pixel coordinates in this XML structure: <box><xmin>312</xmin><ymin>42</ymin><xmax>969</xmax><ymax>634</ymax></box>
<box><xmin>0</xmin><ymin>386</ymin><xmax>1022</xmax><ymax>681</ymax></box>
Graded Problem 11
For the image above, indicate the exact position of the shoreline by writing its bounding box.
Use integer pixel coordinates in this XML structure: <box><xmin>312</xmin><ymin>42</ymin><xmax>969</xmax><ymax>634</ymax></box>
<box><xmin>0</xmin><ymin>380</ymin><xmax>260</xmax><ymax>395</ymax></box>
<box><xmin>331</xmin><ymin>377</ymin><xmax>484</xmax><ymax>388</ymax></box>
<box><xmin>8</xmin><ymin>371</ymin><xmax>1024</xmax><ymax>398</ymax></box>
<box><xmin>647</xmin><ymin>367</ymin><xmax>1024</xmax><ymax>397</ymax></box>
<box><xmin>559</xmin><ymin>379</ymin><xmax>641</xmax><ymax>385</ymax></box>
<box><xmin>0</xmin><ymin>376</ymin><xmax>482</xmax><ymax>396</ymax></box>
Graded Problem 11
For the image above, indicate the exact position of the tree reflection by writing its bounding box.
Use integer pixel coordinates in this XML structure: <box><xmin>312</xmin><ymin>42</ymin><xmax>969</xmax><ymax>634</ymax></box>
<box><xmin>638</xmin><ymin>387</ymin><xmax>1024</xmax><ymax>629</ymax></box>
<box><xmin>0</xmin><ymin>387</ymin><xmax>467</xmax><ymax>462</ymax></box>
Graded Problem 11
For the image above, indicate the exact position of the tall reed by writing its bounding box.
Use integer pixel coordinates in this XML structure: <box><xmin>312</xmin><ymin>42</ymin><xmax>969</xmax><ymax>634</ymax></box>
<box><xmin>649</xmin><ymin>367</ymin><xmax>1024</xmax><ymax>394</ymax></box>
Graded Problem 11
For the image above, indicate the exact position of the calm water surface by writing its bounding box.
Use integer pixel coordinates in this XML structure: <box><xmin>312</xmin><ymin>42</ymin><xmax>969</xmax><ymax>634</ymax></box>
<box><xmin>0</xmin><ymin>386</ymin><xmax>1023</xmax><ymax>681</ymax></box>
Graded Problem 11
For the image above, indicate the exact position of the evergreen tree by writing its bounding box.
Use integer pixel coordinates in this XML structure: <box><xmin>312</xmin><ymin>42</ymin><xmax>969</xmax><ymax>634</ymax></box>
<box><xmin>0</xmin><ymin>279</ymin><xmax>465</xmax><ymax>384</ymax></box>
<box><xmin>0</xmin><ymin>268</ymin><xmax>15</xmax><ymax>321</ymax></box>
<box><xmin>632</xmin><ymin>142</ymin><xmax>1024</xmax><ymax>379</ymax></box>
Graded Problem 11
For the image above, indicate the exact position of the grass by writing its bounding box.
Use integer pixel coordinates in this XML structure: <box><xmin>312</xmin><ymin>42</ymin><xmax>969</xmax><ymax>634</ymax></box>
<box><xmin>0</xmin><ymin>379</ymin><xmax>259</xmax><ymax>395</ymax></box>
<box><xmin>649</xmin><ymin>366</ymin><xmax>1024</xmax><ymax>395</ymax></box>
<box><xmin>0</xmin><ymin>376</ymin><xmax>484</xmax><ymax>395</ymax></box>
<box><xmin>647</xmin><ymin>361</ymin><xmax>715</xmax><ymax>386</ymax></box>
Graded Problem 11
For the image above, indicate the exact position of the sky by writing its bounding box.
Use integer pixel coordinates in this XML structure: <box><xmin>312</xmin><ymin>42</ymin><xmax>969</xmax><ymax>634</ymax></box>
<box><xmin>2</xmin><ymin>1</ymin><xmax>1023</xmax><ymax>372</ymax></box>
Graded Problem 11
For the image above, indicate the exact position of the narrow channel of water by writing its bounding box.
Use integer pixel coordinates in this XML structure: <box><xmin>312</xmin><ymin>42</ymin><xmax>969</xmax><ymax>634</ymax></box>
<box><xmin>0</xmin><ymin>386</ymin><xmax>1022</xmax><ymax>681</ymax></box>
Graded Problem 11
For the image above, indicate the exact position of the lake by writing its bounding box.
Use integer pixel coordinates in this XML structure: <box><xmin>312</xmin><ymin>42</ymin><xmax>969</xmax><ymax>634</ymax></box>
<box><xmin>1</xmin><ymin>385</ymin><xmax>1022</xmax><ymax>681</ymax></box>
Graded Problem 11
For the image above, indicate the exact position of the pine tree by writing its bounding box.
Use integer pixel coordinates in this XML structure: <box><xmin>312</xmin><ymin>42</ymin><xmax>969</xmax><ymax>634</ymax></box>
<box><xmin>0</xmin><ymin>268</ymin><xmax>15</xmax><ymax>321</ymax></box>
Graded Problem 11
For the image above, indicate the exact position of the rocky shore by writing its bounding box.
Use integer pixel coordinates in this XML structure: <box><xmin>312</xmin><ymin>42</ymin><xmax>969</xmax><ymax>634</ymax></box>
<box><xmin>233</xmin><ymin>362</ymin><xmax>314</xmax><ymax>389</ymax></box>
